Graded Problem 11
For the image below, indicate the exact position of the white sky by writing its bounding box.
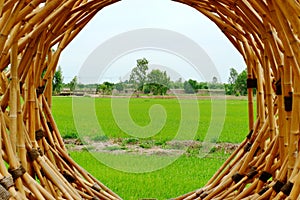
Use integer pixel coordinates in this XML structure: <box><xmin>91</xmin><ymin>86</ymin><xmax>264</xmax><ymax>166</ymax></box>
<box><xmin>58</xmin><ymin>0</ymin><xmax>246</xmax><ymax>83</ymax></box>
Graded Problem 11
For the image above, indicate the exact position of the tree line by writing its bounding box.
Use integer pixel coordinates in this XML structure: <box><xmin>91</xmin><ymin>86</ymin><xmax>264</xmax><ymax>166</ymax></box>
<box><xmin>53</xmin><ymin>58</ymin><xmax>248</xmax><ymax>96</ymax></box>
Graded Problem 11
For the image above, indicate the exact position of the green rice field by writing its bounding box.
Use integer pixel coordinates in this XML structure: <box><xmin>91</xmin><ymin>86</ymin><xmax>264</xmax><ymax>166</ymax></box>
<box><xmin>52</xmin><ymin>96</ymin><xmax>252</xmax><ymax>199</ymax></box>
<box><xmin>52</xmin><ymin>96</ymin><xmax>250</xmax><ymax>143</ymax></box>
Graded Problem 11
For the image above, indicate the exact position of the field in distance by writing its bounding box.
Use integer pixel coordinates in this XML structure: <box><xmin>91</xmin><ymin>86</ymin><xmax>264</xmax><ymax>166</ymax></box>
<box><xmin>52</xmin><ymin>96</ymin><xmax>251</xmax><ymax>143</ymax></box>
<box><xmin>52</xmin><ymin>96</ymin><xmax>252</xmax><ymax>199</ymax></box>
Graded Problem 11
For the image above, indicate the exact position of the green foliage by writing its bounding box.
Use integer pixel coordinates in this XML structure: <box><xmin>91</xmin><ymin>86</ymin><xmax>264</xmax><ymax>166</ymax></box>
<box><xmin>139</xmin><ymin>140</ymin><xmax>154</xmax><ymax>149</ymax></box>
<box><xmin>114</xmin><ymin>82</ymin><xmax>124</xmax><ymax>92</ymax></box>
<box><xmin>69</xmin><ymin>76</ymin><xmax>78</xmax><ymax>92</ymax></box>
<box><xmin>147</xmin><ymin>69</ymin><xmax>170</xmax><ymax>87</ymax></box>
<box><xmin>91</xmin><ymin>135</ymin><xmax>109</xmax><ymax>142</ymax></box>
<box><xmin>143</xmin><ymin>83</ymin><xmax>168</xmax><ymax>95</ymax></box>
<box><xmin>52</xmin><ymin>66</ymin><xmax>64</xmax><ymax>94</ymax></box>
<box><xmin>228</xmin><ymin>68</ymin><xmax>238</xmax><ymax>85</ymax></box>
<box><xmin>144</xmin><ymin>69</ymin><xmax>170</xmax><ymax>95</ymax></box>
<box><xmin>129</xmin><ymin>58</ymin><xmax>149</xmax><ymax>91</ymax></box>
<box><xmin>197</xmin><ymin>82</ymin><xmax>208</xmax><ymax>89</ymax></box>
<box><xmin>184</xmin><ymin>79</ymin><xmax>198</xmax><ymax>94</ymax></box>
<box><xmin>122</xmin><ymin>138</ymin><xmax>139</xmax><ymax>145</ymax></box>
<box><xmin>97</xmin><ymin>82</ymin><xmax>114</xmax><ymax>95</ymax></box>
<box><xmin>128</xmin><ymin>59</ymin><xmax>171</xmax><ymax>95</ymax></box>
<box><xmin>225</xmin><ymin>68</ymin><xmax>248</xmax><ymax>96</ymax></box>
<box><xmin>169</xmin><ymin>78</ymin><xmax>183</xmax><ymax>89</ymax></box>
<box><xmin>63</xmin><ymin>132</ymin><xmax>78</xmax><ymax>139</ymax></box>
<box><xmin>234</xmin><ymin>70</ymin><xmax>247</xmax><ymax>96</ymax></box>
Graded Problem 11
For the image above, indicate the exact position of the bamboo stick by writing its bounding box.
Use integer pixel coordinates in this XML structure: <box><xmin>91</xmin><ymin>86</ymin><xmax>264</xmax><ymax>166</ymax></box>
<box><xmin>9</xmin><ymin>40</ymin><xmax>19</xmax><ymax>154</ymax></box>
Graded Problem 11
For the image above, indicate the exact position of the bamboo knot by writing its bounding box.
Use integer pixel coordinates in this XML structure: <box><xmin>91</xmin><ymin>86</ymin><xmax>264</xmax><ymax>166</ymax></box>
<box><xmin>247</xmin><ymin>167</ymin><xmax>258</xmax><ymax>179</ymax></box>
<box><xmin>200</xmin><ymin>192</ymin><xmax>208</xmax><ymax>199</ymax></box>
<box><xmin>247</xmin><ymin>78</ymin><xmax>258</xmax><ymax>88</ymax></box>
<box><xmin>259</xmin><ymin>171</ymin><xmax>272</xmax><ymax>182</ymax></box>
<box><xmin>0</xmin><ymin>184</ymin><xmax>11</xmax><ymax>200</ymax></box>
<box><xmin>36</xmin><ymin>85</ymin><xmax>45</xmax><ymax>96</ymax></box>
<box><xmin>28</xmin><ymin>148</ymin><xmax>40</xmax><ymax>161</ymax></box>
<box><xmin>284</xmin><ymin>95</ymin><xmax>293</xmax><ymax>112</ymax></box>
<box><xmin>8</xmin><ymin>165</ymin><xmax>26</xmax><ymax>181</ymax></box>
<box><xmin>273</xmin><ymin>180</ymin><xmax>285</xmax><ymax>193</ymax></box>
<box><xmin>47</xmin><ymin>122</ymin><xmax>53</xmax><ymax>133</ymax></box>
<box><xmin>35</xmin><ymin>129</ymin><xmax>45</xmax><ymax>141</ymax></box>
<box><xmin>246</xmin><ymin>130</ymin><xmax>254</xmax><ymax>139</ymax></box>
<box><xmin>232</xmin><ymin>173</ymin><xmax>244</xmax><ymax>183</ymax></box>
<box><xmin>275</xmin><ymin>79</ymin><xmax>282</xmax><ymax>95</ymax></box>
<box><xmin>0</xmin><ymin>34</ymin><xmax>8</xmax><ymax>39</ymax></box>
<box><xmin>92</xmin><ymin>183</ymin><xmax>101</xmax><ymax>192</ymax></box>
<box><xmin>0</xmin><ymin>176</ymin><xmax>14</xmax><ymax>190</ymax></box>
<box><xmin>62</xmin><ymin>171</ymin><xmax>76</xmax><ymax>183</ymax></box>
<box><xmin>258</xmin><ymin>187</ymin><xmax>269</xmax><ymax>195</ymax></box>
<box><xmin>244</xmin><ymin>142</ymin><xmax>252</xmax><ymax>152</ymax></box>
<box><xmin>280</xmin><ymin>181</ymin><xmax>294</xmax><ymax>196</ymax></box>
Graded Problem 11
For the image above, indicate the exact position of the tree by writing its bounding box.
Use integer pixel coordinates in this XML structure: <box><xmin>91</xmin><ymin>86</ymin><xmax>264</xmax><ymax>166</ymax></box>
<box><xmin>147</xmin><ymin>69</ymin><xmax>170</xmax><ymax>87</ymax></box>
<box><xmin>129</xmin><ymin>58</ymin><xmax>149</xmax><ymax>92</ymax></box>
<box><xmin>225</xmin><ymin>68</ymin><xmax>239</xmax><ymax>95</ymax></box>
<box><xmin>69</xmin><ymin>76</ymin><xmax>78</xmax><ymax>92</ymax></box>
<box><xmin>114</xmin><ymin>82</ymin><xmax>124</xmax><ymax>93</ymax></box>
<box><xmin>97</xmin><ymin>81</ymin><xmax>114</xmax><ymax>95</ymax></box>
<box><xmin>228</xmin><ymin>68</ymin><xmax>238</xmax><ymax>84</ymax></box>
<box><xmin>198</xmin><ymin>82</ymin><xmax>208</xmax><ymax>89</ymax></box>
<box><xmin>184</xmin><ymin>79</ymin><xmax>198</xmax><ymax>94</ymax></box>
<box><xmin>52</xmin><ymin>66</ymin><xmax>63</xmax><ymax>95</ymax></box>
<box><xmin>145</xmin><ymin>69</ymin><xmax>170</xmax><ymax>95</ymax></box>
<box><xmin>234</xmin><ymin>69</ymin><xmax>247</xmax><ymax>96</ymax></box>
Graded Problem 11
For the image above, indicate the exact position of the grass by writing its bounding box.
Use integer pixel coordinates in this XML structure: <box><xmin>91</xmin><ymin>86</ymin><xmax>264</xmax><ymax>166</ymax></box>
<box><xmin>70</xmin><ymin>151</ymin><xmax>228</xmax><ymax>200</ymax></box>
<box><xmin>52</xmin><ymin>96</ymin><xmax>251</xmax><ymax>143</ymax></box>
<box><xmin>52</xmin><ymin>96</ymin><xmax>252</xmax><ymax>199</ymax></box>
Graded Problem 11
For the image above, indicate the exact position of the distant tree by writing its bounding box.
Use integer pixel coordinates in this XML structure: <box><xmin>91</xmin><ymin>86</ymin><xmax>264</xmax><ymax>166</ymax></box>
<box><xmin>145</xmin><ymin>69</ymin><xmax>170</xmax><ymax>95</ymax></box>
<box><xmin>198</xmin><ymin>82</ymin><xmax>208</xmax><ymax>89</ymax></box>
<box><xmin>228</xmin><ymin>68</ymin><xmax>238</xmax><ymax>84</ymax></box>
<box><xmin>97</xmin><ymin>81</ymin><xmax>114</xmax><ymax>95</ymax></box>
<box><xmin>234</xmin><ymin>69</ymin><xmax>247</xmax><ymax>96</ymax></box>
<box><xmin>97</xmin><ymin>84</ymin><xmax>107</xmax><ymax>95</ymax></box>
<box><xmin>169</xmin><ymin>78</ymin><xmax>184</xmax><ymax>89</ymax></box>
<box><xmin>52</xmin><ymin>66</ymin><xmax>63</xmax><ymax>94</ymax></box>
<box><xmin>129</xmin><ymin>58</ymin><xmax>149</xmax><ymax>92</ymax></box>
<box><xmin>226</xmin><ymin>68</ymin><xmax>239</xmax><ymax>95</ymax></box>
<box><xmin>147</xmin><ymin>69</ymin><xmax>170</xmax><ymax>87</ymax></box>
<box><xmin>114</xmin><ymin>82</ymin><xmax>124</xmax><ymax>93</ymax></box>
<box><xmin>69</xmin><ymin>76</ymin><xmax>78</xmax><ymax>92</ymax></box>
<box><xmin>184</xmin><ymin>79</ymin><xmax>198</xmax><ymax>94</ymax></box>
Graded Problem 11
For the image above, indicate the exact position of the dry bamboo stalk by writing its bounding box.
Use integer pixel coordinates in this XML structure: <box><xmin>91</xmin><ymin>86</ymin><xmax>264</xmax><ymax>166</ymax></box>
<box><xmin>0</xmin><ymin>114</ymin><xmax>22</xmax><ymax>200</ymax></box>
<box><xmin>33</xmin><ymin>155</ymin><xmax>80</xmax><ymax>200</ymax></box>
<box><xmin>0</xmin><ymin>111</ymin><xmax>25</xmax><ymax>197</ymax></box>
<box><xmin>41</xmin><ymin>95</ymin><xmax>66</xmax><ymax>151</ymax></box>
<box><xmin>205</xmin><ymin>138</ymin><xmax>248</xmax><ymax>186</ymax></box>
<box><xmin>9</xmin><ymin>41</ymin><xmax>19</xmax><ymax>154</ymax></box>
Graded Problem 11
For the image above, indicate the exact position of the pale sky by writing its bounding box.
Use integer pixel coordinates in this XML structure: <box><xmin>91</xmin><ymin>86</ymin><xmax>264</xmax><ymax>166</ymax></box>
<box><xmin>58</xmin><ymin>0</ymin><xmax>246</xmax><ymax>84</ymax></box>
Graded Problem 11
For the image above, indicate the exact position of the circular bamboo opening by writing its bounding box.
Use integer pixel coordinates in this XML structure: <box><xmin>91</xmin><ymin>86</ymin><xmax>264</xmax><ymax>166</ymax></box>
<box><xmin>0</xmin><ymin>0</ymin><xmax>299</xmax><ymax>199</ymax></box>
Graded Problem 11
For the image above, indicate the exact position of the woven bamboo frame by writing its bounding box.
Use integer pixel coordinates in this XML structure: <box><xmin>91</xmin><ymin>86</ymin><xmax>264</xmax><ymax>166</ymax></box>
<box><xmin>0</xmin><ymin>0</ymin><xmax>298</xmax><ymax>199</ymax></box>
